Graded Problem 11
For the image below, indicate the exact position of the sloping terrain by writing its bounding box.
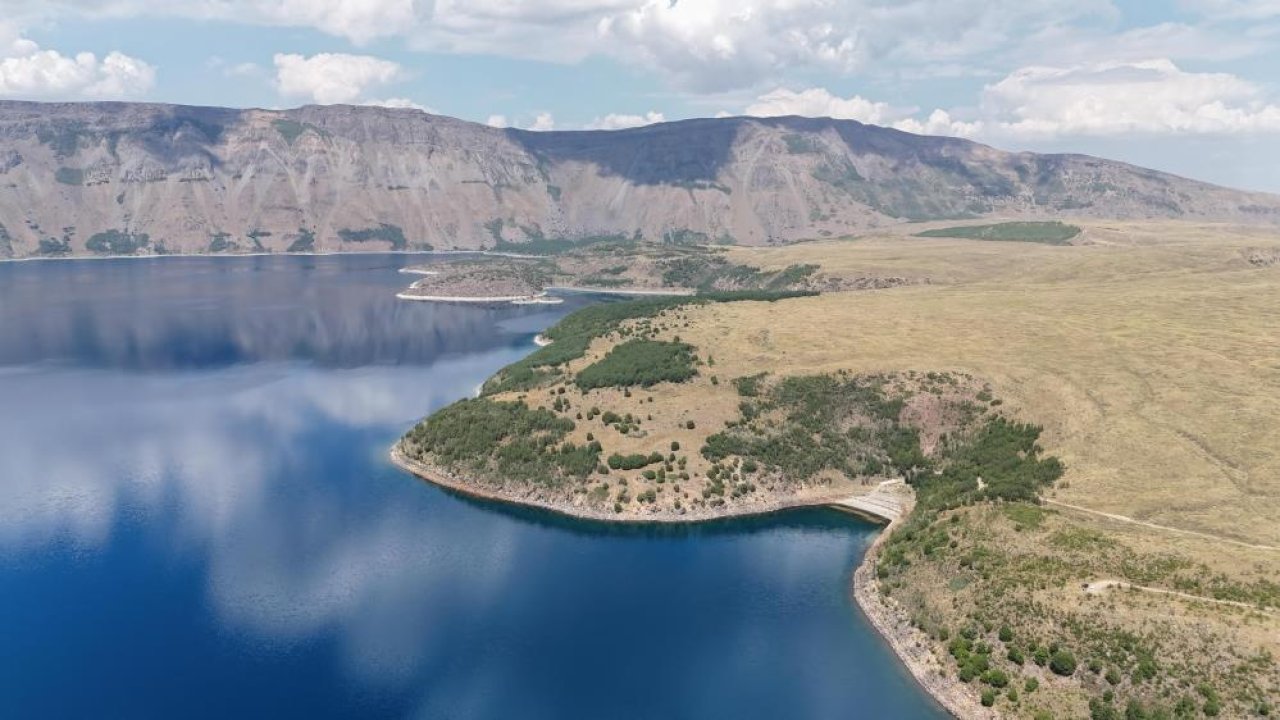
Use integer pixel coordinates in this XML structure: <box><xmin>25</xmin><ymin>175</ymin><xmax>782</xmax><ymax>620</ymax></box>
<box><xmin>0</xmin><ymin>101</ymin><xmax>1278</xmax><ymax>258</ymax></box>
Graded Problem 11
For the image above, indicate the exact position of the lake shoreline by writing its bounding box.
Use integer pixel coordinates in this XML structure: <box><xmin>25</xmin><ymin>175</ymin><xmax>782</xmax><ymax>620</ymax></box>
<box><xmin>390</xmin><ymin>444</ymin><xmax>971</xmax><ymax>717</ymax></box>
<box><xmin>853</xmin><ymin>509</ymin><xmax>992</xmax><ymax>719</ymax></box>
<box><xmin>389</xmin><ymin>445</ymin><xmax>874</xmax><ymax>526</ymax></box>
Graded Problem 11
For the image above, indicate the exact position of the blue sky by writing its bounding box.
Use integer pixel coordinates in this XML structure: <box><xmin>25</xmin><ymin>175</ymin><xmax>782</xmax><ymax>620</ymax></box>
<box><xmin>2</xmin><ymin>1</ymin><xmax>1279</xmax><ymax>191</ymax></box>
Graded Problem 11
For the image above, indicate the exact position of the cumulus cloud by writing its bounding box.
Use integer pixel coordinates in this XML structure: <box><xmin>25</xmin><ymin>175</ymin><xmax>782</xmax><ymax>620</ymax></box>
<box><xmin>584</xmin><ymin>110</ymin><xmax>664</xmax><ymax>130</ymax></box>
<box><xmin>981</xmin><ymin>58</ymin><xmax>1280</xmax><ymax>136</ymax></box>
<box><xmin>528</xmin><ymin>112</ymin><xmax>555</xmax><ymax>131</ymax></box>
<box><xmin>745</xmin><ymin>59</ymin><xmax>1280</xmax><ymax>141</ymax></box>
<box><xmin>892</xmin><ymin>109</ymin><xmax>984</xmax><ymax>138</ymax></box>
<box><xmin>485</xmin><ymin>114</ymin><xmax>509</xmax><ymax>128</ymax></box>
<box><xmin>0</xmin><ymin>36</ymin><xmax>154</xmax><ymax>99</ymax></box>
<box><xmin>742</xmin><ymin>87</ymin><xmax>981</xmax><ymax>138</ymax></box>
<box><xmin>273</xmin><ymin>52</ymin><xmax>402</xmax><ymax>105</ymax></box>
<box><xmin>595</xmin><ymin>0</ymin><xmax>1115</xmax><ymax>91</ymax></box>
<box><xmin>31</xmin><ymin>0</ymin><xmax>1116</xmax><ymax>91</ymax></box>
<box><xmin>363</xmin><ymin>97</ymin><xmax>434</xmax><ymax>113</ymax></box>
<box><xmin>745</xmin><ymin>88</ymin><xmax>897</xmax><ymax>125</ymax></box>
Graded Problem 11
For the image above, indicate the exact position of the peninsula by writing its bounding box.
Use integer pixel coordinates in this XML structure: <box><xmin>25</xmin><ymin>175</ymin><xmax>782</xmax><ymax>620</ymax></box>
<box><xmin>395</xmin><ymin>219</ymin><xmax>1280</xmax><ymax>719</ymax></box>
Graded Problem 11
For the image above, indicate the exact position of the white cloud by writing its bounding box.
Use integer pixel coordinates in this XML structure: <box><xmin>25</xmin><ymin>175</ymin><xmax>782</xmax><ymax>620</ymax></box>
<box><xmin>228</xmin><ymin>62</ymin><xmax>261</xmax><ymax>77</ymax></box>
<box><xmin>1014</xmin><ymin>21</ymin><xmax>1269</xmax><ymax>67</ymax></box>
<box><xmin>981</xmin><ymin>58</ymin><xmax>1280</xmax><ymax>136</ymax></box>
<box><xmin>891</xmin><ymin>109</ymin><xmax>983</xmax><ymax>138</ymax></box>
<box><xmin>485</xmin><ymin>114</ymin><xmax>509</xmax><ymax>128</ymax></box>
<box><xmin>743</xmin><ymin>87</ymin><xmax>982</xmax><ymax>138</ymax></box>
<box><xmin>363</xmin><ymin>97</ymin><xmax>434</xmax><ymax>113</ymax></box>
<box><xmin>745</xmin><ymin>88</ymin><xmax>897</xmax><ymax>125</ymax></box>
<box><xmin>0</xmin><ymin>36</ymin><xmax>154</xmax><ymax>99</ymax></box>
<box><xmin>528</xmin><ymin>112</ymin><xmax>555</xmax><ymax>131</ymax></box>
<box><xmin>31</xmin><ymin>0</ymin><xmax>1117</xmax><ymax>92</ymax></box>
<box><xmin>596</xmin><ymin>0</ymin><xmax>1114</xmax><ymax>91</ymax></box>
<box><xmin>273</xmin><ymin>52</ymin><xmax>402</xmax><ymax>105</ymax></box>
<box><xmin>745</xmin><ymin>59</ymin><xmax>1280</xmax><ymax>142</ymax></box>
<box><xmin>584</xmin><ymin>110</ymin><xmax>664</xmax><ymax>130</ymax></box>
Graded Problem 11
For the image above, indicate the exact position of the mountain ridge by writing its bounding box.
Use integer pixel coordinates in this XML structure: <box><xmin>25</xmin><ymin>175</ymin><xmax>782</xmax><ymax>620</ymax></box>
<box><xmin>0</xmin><ymin>100</ymin><xmax>1276</xmax><ymax>258</ymax></box>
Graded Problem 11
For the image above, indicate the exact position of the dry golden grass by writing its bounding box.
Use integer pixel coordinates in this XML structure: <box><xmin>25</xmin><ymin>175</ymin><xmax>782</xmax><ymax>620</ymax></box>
<box><xmin>707</xmin><ymin>221</ymin><xmax>1280</xmax><ymax>547</ymax></box>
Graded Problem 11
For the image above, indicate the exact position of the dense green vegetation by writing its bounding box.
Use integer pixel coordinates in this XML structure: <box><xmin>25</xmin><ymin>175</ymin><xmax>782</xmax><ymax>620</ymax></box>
<box><xmin>272</xmin><ymin>119</ymin><xmax>309</xmax><ymax>144</ymax></box>
<box><xmin>576</xmin><ymin>339</ymin><xmax>697</xmax><ymax>390</ymax></box>
<box><xmin>912</xmin><ymin>417</ymin><xmax>1064</xmax><ymax>511</ymax></box>
<box><xmin>208</xmin><ymin>232</ymin><xmax>235</xmax><ymax>253</ymax></box>
<box><xmin>338</xmin><ymin>224</ymin><xmax>410</xmax><ymax>250</ymax></box>
<box><xmin>914</xmin><ymin>221</ymin><xmax>1081</xmax><ymax>245</ymax></box>
<box><xmin>607</xmin><ymin>452</ymin><xmax>664</xmax><ymax>471</ymax></box>
<box><xmin>658</xmin><ymin>252</ymin><xmax>819</xmax><ymax>291</ymax></box>
<box><xmin>403</xmin><ymin>398</ymin><xmax>598</xmax><ymax>486</ymax></box>
<box><xmin>783</xmin><ymin>134</ymin><xmax>821</xmax><ymax>154</ymax></box>
<box><xmin>55</xmin><ymin>167</ymin><xmax>84</xmax><ymax>185</ymax></box>
<box><xmin>38</xmin><ymin>237</ymin><xmax>71</xmax><ymax>255</ymax></box>
<box><xmin>86</xmin><ymin>230</ymin><xmax>149</xmax><ymax>255</ymax></box>
<box><xmin>481</xmin><ymin>292</ymin><xmax>810</xmax><ymax>395</ymax></box>
<box><xmin>701</xmin><ymin>372</ymin><xmax>924</xmax><ymax>483</ymax></box>
<box><xmin>286</xmin><ymin>229</ymin><xmax>316</xmax><ymax>253</ymax></box>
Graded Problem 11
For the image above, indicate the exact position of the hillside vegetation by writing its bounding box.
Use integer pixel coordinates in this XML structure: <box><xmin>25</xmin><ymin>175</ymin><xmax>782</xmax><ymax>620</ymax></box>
<box><xmin>684</xmin><ymin>220</ymin><xmax>1280</xmax><ymax>717</ymax></box>
<box><xmin>914</xmin><ymin>221</ymin><xmax>1082</xmax><ymax>244</ymax></box>
<box><xmin>398</xmin><ymin>219</ymin><xmax>1280</xmax><ymax>717</ymax></box>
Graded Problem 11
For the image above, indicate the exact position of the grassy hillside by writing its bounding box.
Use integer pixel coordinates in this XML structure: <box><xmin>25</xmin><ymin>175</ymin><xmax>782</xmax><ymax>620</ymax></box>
<box><xmin>693</xmin><ymin>221</ymin><xmax>1280</xmax><ymax>717</ymax></box>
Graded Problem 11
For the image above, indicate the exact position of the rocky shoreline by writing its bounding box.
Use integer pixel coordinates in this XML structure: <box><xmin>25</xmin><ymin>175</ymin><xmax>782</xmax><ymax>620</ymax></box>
<box><xmin>390</xmin><ymin>445</ymin><xmax>867</xmax><ymax>525</ymax></box>
<box><xmin>391</xmin><ymin>443</ymin><xmax>981</xmax><ymax>718</ymax></box>
<box><xmin>853</xmin><ymin>506</ymin><xmax>993</xmax><ymax>719</ymax></box>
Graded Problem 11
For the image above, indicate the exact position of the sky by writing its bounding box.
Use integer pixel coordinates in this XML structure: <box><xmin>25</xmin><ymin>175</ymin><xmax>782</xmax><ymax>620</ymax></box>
<box><xmin>1</xmin><ymin>1</ymin><xmax>1279</xmax><ymax>192</ymax></box>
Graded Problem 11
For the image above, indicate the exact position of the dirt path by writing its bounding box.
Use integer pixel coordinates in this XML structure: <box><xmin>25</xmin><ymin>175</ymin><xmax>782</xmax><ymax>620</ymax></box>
<box><xmin>1044</xmin><ymin>499</ymin><xmax>1279</xmax><ymax>552</ymax></box>
<box><xmin>1083</xmin><ymin>579</ymin><xmax>1278</xmax><ymax>616</ymax></box>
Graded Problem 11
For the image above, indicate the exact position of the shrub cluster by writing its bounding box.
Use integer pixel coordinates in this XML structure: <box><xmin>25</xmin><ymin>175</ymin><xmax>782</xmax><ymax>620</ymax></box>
<box><xmin>575</xmin><ymin>340</ymin><xmax>697</xmax><ymax>390</ymax></box>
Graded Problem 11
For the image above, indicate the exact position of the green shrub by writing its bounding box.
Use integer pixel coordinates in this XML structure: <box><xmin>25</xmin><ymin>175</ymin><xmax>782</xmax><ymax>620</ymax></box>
<box><xmin>607</xmin><ymin>452</ymin><xmax>663</xmax><ymax>471</ymax></box>
<box><xmin>981</xmin><ymin>689</ymin><xmax>996</xmax><ymax>707</ymax></box>
<box><xmin>338</xmin><ymin>223</ymin><xmax>409</xmax><ymax>250</ymax></box>
<box><xmin>86</xmin><ymin>229</ymin><xmax>149</xmax><ymax>255</ymax></box>
<box><xmin>1050</xmin><ymin>649</ymin><xmax>1078</xmax><ymax>676</ymax></box>
<box><xmin>981</xmin><ymin>669</ymin><xmax>1009</xmax><ymax>688</ymax></box>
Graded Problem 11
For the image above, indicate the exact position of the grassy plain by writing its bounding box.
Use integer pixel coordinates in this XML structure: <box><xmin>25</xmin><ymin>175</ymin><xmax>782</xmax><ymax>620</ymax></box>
<box><xmin>722</xmin><ymin>221</ymin><xmax>1280</xmax><ymax>547</ymax></box>
<box><xmin>704</xmin><ymin>220</ymin><xmax>1280</xmax><ymax>717</ymax></box>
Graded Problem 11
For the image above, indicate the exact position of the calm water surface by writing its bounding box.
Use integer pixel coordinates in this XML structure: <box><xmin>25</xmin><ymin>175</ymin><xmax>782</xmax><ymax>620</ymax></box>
<box><xmin>0</xmin><ymin>255</ymin><xmax>945</xmax><ymax>719</ymax></box>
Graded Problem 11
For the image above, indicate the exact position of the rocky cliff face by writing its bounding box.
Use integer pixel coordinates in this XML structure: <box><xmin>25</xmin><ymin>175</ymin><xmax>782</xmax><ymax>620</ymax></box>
<box><xmin>0</xmin><ymin>101</ymin><xmax>1276</xmax><ymax>258</ymax></box>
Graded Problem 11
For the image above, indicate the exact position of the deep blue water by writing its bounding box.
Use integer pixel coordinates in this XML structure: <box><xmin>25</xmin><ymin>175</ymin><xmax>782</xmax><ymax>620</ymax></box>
<box><xmin>0</xmin><ymin>255</ymin><xmax>945</xmax><ymax>719</ymax></box>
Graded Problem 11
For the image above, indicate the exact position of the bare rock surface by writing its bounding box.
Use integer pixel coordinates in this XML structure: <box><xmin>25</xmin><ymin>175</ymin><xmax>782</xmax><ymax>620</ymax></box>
<box><xmin>2</xmin><ymin>101</ymin><xmax>1278</xmax><ymax>258</ymax></box>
